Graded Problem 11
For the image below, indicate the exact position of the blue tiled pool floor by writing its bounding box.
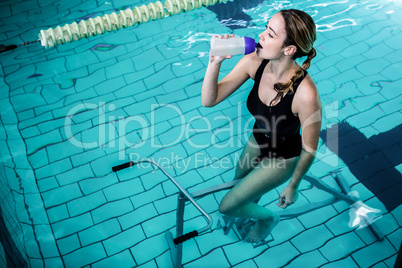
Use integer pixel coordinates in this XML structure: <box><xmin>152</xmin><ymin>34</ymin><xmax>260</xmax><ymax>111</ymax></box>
<box><xmin>0</xmin><ymin>0</ymin><xmax>401</xmax><ymax>267</ymax></box>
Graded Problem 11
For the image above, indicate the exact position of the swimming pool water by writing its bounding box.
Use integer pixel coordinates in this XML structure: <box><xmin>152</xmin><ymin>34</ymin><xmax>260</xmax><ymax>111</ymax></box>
<box><xmin>0</xmin><ymin>0</ymin><xmax>401</xmax><ymax>267</ymax></box>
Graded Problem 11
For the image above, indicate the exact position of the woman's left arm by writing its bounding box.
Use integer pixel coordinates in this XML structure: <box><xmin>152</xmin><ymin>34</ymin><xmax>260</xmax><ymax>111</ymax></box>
<box><xmin>277</xmin><ymin>80</ymin><xmax>322</xmax><ymax>209</ymax></box>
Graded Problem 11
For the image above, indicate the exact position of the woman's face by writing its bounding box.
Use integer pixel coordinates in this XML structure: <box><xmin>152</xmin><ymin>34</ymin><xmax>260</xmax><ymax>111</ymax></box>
<box><xmin>256</xmin><ymin>12</ymin><xmax>288</xmax><ymax>59</ymax></box>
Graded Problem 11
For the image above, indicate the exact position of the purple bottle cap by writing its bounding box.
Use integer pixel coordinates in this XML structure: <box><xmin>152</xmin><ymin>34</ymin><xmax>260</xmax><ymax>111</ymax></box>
<box><xmin>244</xmin><ymin>36</ymin><xmax>256</xmax><ymax>55</ymax></box>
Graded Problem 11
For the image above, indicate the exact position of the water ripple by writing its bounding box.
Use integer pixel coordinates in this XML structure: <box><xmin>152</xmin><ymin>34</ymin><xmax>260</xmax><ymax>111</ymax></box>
<box><xmin>316</xmin><ymin>18</ymin><xmax>357</xmax><ymax>32</ymax></box>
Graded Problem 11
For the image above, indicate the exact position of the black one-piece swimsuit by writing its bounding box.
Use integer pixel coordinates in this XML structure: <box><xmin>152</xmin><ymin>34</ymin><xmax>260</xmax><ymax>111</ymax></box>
<box><xmin>246</xmin><ymin>59</ymin><xmax>307</xmax><ymax>159</ymax></box>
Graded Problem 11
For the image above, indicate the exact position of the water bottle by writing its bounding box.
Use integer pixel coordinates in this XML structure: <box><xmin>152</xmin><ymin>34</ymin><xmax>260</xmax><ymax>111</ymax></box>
<box><xmin>210</xmin><ymin>36</ymin><xmax>256</xmax><ymax>56</ymax></box>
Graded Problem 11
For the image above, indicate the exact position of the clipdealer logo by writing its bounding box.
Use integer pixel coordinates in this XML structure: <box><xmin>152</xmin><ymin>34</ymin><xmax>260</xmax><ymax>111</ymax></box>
<box><xmin>64</xmin><ymin>101</ymin><xmax>339</xmax><ymax>168</ymax></box>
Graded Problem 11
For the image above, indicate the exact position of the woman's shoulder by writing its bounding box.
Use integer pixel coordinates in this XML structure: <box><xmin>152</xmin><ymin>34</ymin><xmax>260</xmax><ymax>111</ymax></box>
<box><xmin>295</xmin><ymin>73</ymin><xmax>320</xmax><ymax>106</ymax></box>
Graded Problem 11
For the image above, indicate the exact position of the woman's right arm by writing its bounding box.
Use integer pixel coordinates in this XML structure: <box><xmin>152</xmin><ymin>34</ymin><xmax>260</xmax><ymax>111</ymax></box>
<box><xmin>201</xmin><ymin>37</ymin><xmax>256</xmax><ymax>107</ymax></box>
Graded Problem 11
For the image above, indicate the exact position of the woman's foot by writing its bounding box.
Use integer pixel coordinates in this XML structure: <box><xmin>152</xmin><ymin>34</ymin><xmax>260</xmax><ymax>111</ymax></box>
<box><xmin>244</xmin><ymin>214</ymin><xmax>279</xmax><ymax>243</ymax></box>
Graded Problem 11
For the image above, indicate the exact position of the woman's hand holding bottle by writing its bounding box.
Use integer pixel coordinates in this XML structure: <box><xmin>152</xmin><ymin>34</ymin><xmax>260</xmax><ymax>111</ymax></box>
<box><xmin>209</xmin><ymin>34</ymin><xmax>235</xmax><ymax>63</ymax></box>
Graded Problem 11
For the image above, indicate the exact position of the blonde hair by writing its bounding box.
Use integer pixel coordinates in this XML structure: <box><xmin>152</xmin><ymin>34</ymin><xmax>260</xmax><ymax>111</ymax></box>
<box><xmin>271</xmin><ymin>9</ymin><xmax>317</xmax><ymax>106</ymax></box>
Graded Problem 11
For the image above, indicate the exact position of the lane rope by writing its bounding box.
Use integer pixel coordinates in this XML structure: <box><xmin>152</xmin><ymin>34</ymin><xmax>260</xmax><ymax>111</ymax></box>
<box><xmin>39</xmin><ymin>0</ymin><xmax>228</xmax><ymax>48</ymax></box>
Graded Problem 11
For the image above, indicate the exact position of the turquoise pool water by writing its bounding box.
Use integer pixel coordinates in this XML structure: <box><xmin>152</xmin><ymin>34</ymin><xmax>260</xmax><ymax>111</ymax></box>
<box><xmin>0</xmin><ymin>0</ymin><xmax>401</xmax><ymax>267</ymax></box>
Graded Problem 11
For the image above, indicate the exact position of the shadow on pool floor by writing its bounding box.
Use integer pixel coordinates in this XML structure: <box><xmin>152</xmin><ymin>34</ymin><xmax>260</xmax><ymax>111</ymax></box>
<box><xmin>321</xmin><ymin>121</ymin><xmax>402</xmax><ymax>212</ymax></box>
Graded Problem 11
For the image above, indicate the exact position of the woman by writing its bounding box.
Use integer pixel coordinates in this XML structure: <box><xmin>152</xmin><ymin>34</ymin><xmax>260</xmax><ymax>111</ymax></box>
<box><xmin>201</xmin><ymin>9</ymin><xmax>322</xmax><ymax>243</ymax></box>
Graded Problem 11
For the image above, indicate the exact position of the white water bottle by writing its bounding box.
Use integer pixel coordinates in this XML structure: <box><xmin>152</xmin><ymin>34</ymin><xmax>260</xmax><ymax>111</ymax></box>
<box><xmin>210</xmin><ymin>36</ymin><xmax>256</xmax><ymax>56</ymax></box>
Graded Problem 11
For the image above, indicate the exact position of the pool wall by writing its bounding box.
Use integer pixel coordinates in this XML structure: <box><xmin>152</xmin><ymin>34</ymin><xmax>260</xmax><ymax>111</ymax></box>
<box><xmin>0</xmin><ymin>65</ymin><xmax>62</xmax><ymax>266</ymax></box>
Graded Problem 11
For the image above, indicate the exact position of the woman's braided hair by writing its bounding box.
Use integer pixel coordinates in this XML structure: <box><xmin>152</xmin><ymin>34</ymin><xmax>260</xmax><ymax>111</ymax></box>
<box><xmin>270</xmin><ymin>9</ymin><xmax>317</xmax><ymax>106</ymax></box>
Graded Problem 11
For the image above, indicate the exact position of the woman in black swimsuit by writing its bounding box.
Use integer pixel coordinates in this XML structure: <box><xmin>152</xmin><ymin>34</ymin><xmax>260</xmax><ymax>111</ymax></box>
<box><xmin>202</xmin><ymin>9</ymin><xmax>322</xmax><ymax>243</ymax></box>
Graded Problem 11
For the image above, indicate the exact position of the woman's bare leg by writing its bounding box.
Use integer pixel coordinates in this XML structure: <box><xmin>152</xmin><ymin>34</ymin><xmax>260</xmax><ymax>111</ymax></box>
<box><xmin>220</xmin><ymin>134</ymin><xmax>261</xmax><ymax>224</ymax></box>
<box><xmin>233</xmin><ymin>133</ymin><xmax>262</xmax><ymax>181</ymax></box>
<box><xmin>219</xmin><ymin>141</ymin><xmax>298</xmax><ymax>243</ymax></box>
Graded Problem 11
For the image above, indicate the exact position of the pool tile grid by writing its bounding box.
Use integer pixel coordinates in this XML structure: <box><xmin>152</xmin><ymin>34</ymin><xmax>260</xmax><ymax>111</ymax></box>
<box><xmin>1</xmin><ymin>0</ymin><xmax>402</xmax><ymax>267</ymax></box>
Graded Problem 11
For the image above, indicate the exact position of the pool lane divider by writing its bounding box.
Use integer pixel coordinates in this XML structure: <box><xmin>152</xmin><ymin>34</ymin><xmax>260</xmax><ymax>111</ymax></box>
<box><xmin>38</xmin><ymin>0</ymin><xmax>229</xmax><ymax>49</ymax></box>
